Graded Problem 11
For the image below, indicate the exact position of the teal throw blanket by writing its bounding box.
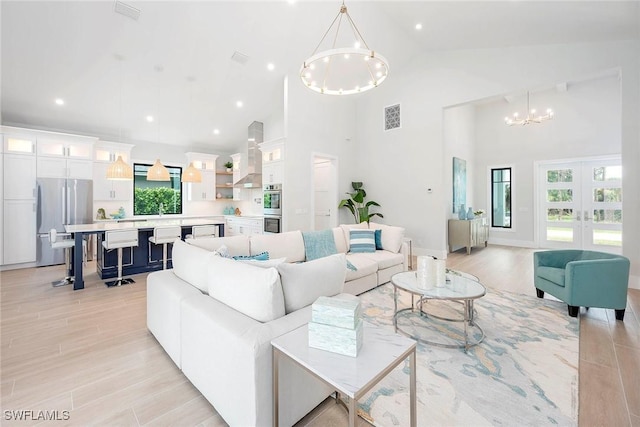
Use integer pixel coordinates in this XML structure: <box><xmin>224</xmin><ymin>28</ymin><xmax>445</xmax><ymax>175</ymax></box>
<box><xmin>301</xmin><ymin>230</ymin><xmax>357</xmax><ymax>271</ymax></box>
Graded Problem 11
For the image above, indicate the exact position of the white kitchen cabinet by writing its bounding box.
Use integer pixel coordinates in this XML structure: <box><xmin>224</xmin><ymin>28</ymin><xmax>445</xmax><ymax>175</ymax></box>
<box><xmin>37</xmin><ymin>136</ymin><xmax>94</xmax><ymax>179</ymax></box>
<box><xmin>259</xmin><ymin>138</ymin><xmax>284</xmax><ymax>185</ymax></box>
<box><xmin>94</xmin><ymin>141</ymin><xmax>134</xmax><ymax>163</ymax></box>
<box><xmin>3</xmin><ymin>199</ymin><xmax>37</xmax><ymax>264</ymax></box>
<box><xmin>226</xmin><ymin>216</ymin><xmax>263</xmax><ymax>236</ymax></box>
<box><xmin>4</xmin><ymin>154</ymin><xmax>37</xmax><ymax>200</ymax></box>
<box><xmin>185</xmin><ymin>152</ymin><xmax>218</xmax><ymax>202</ymax></box>
<box><xmin>3</xmin><ymin>153</ymin><xmax>37</xmax><ymax>265</ymax></box>
<box><xmin>3</xmin><ymin>134</ymin><xmax>36</xmax><ymax>154</ymax></box>
<box><xmin>37</xmin><ymin>137</ymin><xmax>93</xmax><ymax>159</ymax></box>
<box><xmin>93</xmin><ymin>162</ymin><xmax>132</xmax><ymax>201</ymax></box>
<box><xmin>37</xmin><ymin>156</ymin><xmax>93</xmax><ymax>179</ymax></box>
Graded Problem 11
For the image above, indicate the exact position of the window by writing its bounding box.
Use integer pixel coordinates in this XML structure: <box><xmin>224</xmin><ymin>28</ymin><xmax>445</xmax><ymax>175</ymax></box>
<box><xmin>491</xmin><ymin>167</ymin><xmax>511</xmax><ymax>228</ymax></box>
<box><xmin>133</xmin><ymin>163</ymin><xmax>182</xmax><ymax>215</ymax></box>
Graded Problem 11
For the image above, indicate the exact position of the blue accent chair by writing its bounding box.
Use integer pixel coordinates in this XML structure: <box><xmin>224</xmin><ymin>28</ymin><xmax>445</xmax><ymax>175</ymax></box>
<box><xmin>533</xmin><ymin>250</ymin><xmax>630</xmax><ymax>320</ymax></box>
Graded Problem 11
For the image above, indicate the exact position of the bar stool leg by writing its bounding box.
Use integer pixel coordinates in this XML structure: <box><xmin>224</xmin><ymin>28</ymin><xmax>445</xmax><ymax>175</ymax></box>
<box><xmin>52</xmin><ymin>247</ymin><xmax>74</xmax><ymax>287</ymax></box>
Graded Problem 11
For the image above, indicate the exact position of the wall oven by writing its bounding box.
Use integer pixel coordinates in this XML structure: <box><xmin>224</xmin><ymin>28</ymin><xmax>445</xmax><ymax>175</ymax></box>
<box><xmin>263</xmin><ymin>215</ymin><xmax>282</xmax><ymax>234</ymax></box>
<box><xmin>263</xmin><ymin>184</ymin><xmax>282</xmax><ymax>216</ymax></box>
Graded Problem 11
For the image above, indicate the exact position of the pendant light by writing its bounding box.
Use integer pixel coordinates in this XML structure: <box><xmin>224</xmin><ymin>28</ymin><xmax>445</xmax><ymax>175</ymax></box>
<box><xmin>147</xmin><ymin>158</ymin><xmax>170</xmax><ymax>181</ymax></box>
<box><xmin>147</xmin><ymin>65</ymin><xmax>170</xmax><ymax>181</ymax></box>
<box><xmin>181</xmin><ymin>77</ymin><xmax>202</xmax><ymax>183</ymax></box>
<box><xmin>107</xmin><ymin>55</ymin><xmax>133</xmax><ymax>180</ymax></box>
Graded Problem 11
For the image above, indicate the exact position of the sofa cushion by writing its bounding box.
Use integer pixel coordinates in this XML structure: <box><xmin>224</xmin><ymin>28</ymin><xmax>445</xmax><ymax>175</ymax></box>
<box><xmin>207</xmin><ymin>256</ymin><xmax>285</xmax><ymax>322</ymax></box>
<box><xmin>340</xmin><ymin>223</ymin><xmax>369</xmax><ymax>251</ymax></box>
<box><xmin>349</xmin><ymin>229</ymin><xmax>376</xmax><ymax>253</ymax></box>
<box><xmin>238</xmin><ymin>257</ymin><xmax>286</xmax><ymax>268</ymax></box>
<box><xmin>344</xmin><ymin>253</ymin><xmax>379</xmax><ymax>281</ymax></box>
<box><xmin>332</xmin><ymin>227</ymin><xmax>348</xmax><ymax>254</ymax></box>
<box><xmin>171</xmin><ymin>239</ymin><xmax>215</xmax><ymax>293</ymax></box>
<box><xmin>186</xmin><ymin>235</ymin><xmax>250</xmax><ymax>257</ymax></box>
<box><xmin>360</xmin><ymin>250</ymin><xmax>404</xmax><ymax>270</ymax></box>
<box><xmin>277</xmin><ymin>253</ymin><xmax>346</xmax><ymax>314</ymax></box>
<box><xmin>249</xmin><ymin>231</ymin><xmax>305</xmax><ymax>263</ymax></box>
<box><xmin>537</xmin><ymin>266</ymin><xmax>565</xmax><ymax>287</ymax></box>
<box><xmin>368</xmin><ymin>222</ymin><xmax>405</xmax><ymax>254</ymax></box>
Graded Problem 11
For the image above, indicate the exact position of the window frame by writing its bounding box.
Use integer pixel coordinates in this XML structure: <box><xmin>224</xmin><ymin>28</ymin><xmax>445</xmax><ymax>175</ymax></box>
<box><xmin>132</xmin><ymin>162</ymin><xmax>184</xmax><ymax>216</ymax></box>
<box><xmin>489</xmin><ymin>165</ymin><xmax>514</xmax><ymax>230</ymax></box>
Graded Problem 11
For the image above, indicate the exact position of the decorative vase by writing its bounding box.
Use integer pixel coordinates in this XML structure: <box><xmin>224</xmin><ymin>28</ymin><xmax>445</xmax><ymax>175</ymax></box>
<box><xmin>458</xmin><ymin>204</ymin><xmax>466</xmax><ymax>220</ymax></box>
<box><xmin>467</xmin><ymin>207</ymin><xmax>475</xmax><ymax>219</ymax></box>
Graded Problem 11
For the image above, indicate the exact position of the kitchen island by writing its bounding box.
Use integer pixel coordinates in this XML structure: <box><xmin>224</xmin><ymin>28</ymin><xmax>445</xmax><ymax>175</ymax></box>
<box><xmin>65</xmin><ymin>218</ymin><xmax>225</xmax><ymax>290</ymax></box>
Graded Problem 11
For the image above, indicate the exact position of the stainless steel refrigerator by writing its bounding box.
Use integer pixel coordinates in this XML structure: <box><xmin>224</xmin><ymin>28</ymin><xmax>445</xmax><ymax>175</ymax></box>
<box><xmin>36</xmin><ymin>178</ymin><xmax>93</xmax><ymax>267</ymax></box>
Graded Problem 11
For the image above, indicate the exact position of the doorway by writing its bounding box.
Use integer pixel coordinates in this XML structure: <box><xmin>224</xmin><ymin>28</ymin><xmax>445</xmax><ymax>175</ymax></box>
<box><xmin>312</xmin><ymin>154</ymin><xmax>338</xmax><ymax>231</ymax></box>
<box><xmin>537</xmin><ymin>157</ymin><xmax>622</xmax><ymax>254</ymax></box>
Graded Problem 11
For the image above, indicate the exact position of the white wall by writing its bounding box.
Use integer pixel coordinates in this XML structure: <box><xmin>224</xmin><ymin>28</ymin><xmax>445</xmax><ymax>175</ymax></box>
<box><xmin>283</xmin><ymin>74</ymin><xmax>359</xmax><ymax>232</ymax></box>
<box><xmin>352</xmin><ymin>40</ymin><xmax>640</xmax><ymax>287</ymax></box>
<box><xmin>473</xmin><ymin>75</ymin><xmax>622</xmax><ymax>247</ymax></box>
<box><xmin>443</xmin><ymin>104</ymin><xmax>476</xmax><ymax>225</ymax></box>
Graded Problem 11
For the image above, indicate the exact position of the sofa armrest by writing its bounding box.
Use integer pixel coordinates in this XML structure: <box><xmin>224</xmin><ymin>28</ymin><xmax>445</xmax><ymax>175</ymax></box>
<box><xmin>565</xmin><ymin>257</ymin><xmax>630</xmax><ymax>307</ymax></box>
<box><xmin>400</xmin><ymin>238</ymin><xmax>411</xmax><ymax>271</ymax></box>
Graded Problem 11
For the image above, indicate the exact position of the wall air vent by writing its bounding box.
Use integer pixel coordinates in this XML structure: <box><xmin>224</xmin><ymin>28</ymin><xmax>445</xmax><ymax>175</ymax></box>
<box><xmin>384</xmin><ymin>103</ymin><xmax>401</xmax><ymax>131</ymax></box>
<box><xmin>231</xmin><ymin>51</ymin><xmax>250</xmax><ymax>65</ymax></box>
<box><xmin>114</xmin><ymin>1</ymin><xmax>140</xmax><ymax>21</ymax></box>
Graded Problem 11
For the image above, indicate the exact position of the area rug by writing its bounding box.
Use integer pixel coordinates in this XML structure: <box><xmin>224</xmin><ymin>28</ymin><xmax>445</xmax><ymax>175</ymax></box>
<box><xmin>357</xmin><ymin>283</ymin><xmax>579</xmax><ymax>426</ymax></box>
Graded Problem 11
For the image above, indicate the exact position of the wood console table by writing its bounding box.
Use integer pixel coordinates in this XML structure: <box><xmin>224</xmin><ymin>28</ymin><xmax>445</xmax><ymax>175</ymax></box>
<box><xmin>448</xmin><ymin>218</ymin><xmax>488</xmax><ymax>255</ymax></box>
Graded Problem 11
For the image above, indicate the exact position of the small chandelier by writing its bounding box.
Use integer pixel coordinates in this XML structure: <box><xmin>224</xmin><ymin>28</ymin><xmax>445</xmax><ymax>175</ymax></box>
<box><xmin>181</xmin><ymin>162</ymin><xmax>202</xmax><ymax>183</ymax></box>
<box><xmin>300</xmin><ymin>1</ymin><xmax>389</xmax><ymax>95</ymax></box>
<box><xmin>106</xmin><ymin>156</ymin><xmax>133</xmax><ymax>180</ymax></box>
<box><xmin>147</xmin><ymin>159</ymin><xmax>170</xmax><ymax>181</ymax></box>
<box><xmin>505</xmin><ymin>91</ymin><xmax>554</xmax><ymax>126</ymax></box>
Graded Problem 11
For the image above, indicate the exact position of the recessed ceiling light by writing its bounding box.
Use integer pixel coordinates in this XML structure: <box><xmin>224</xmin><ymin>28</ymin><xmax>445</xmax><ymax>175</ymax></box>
<box><xmin>287</xmin><ymin>0</ymin><xmax>295</xmax><ymax>4</ymax></box>
<box><xmin>236</xmin><ymin>101</ymin><xmax>243</xmax><ymax>108</ymax></box>
<box><xmin>146</xmin><ymin>115</ymin><xmax>154</xmax><ymax>122</ymax></box>
<box><xmin>213</xmin><ymin>129</ymin><xmax>220</xmax><ymax>135</ymax></box>
<box><xmin>267</xmin><ymin>63</ymin><xmax>275</xmax><ymax>71</ymax></box>
<box><xmin>415</xmin><ymin>23</ymin><xmax>423</xmax><ymax>30</ymax></box>
<box><xmin>55</xmin><ymin>98</ymin><xmax>65</xmax><ymax>105</ymax></box>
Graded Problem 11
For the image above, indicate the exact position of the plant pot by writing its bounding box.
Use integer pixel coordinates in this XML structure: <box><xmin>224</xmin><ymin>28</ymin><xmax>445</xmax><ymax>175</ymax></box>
<box><xmin>226</xmin><ymin>168</ymin><xmax>232</xmax><ymax>173</ymax></box>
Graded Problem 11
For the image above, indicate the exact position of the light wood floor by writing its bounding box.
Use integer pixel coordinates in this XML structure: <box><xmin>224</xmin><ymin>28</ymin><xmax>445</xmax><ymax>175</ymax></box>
<box><xmin>1</xmin><ymin>246</ymin><xmax>638</xmax><ymax>426</ymax></box>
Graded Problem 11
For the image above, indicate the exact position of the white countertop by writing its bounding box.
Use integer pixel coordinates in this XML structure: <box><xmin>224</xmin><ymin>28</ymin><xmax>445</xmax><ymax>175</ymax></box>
<box><xmin>66</xmin><ymin>218</ymin><xmax>225</xmax><ymax>233</ymax></box>
<box><xmin>96</xmin><ymin>214</ymin><xmax>227</xmax><ymax>222</ymax></box>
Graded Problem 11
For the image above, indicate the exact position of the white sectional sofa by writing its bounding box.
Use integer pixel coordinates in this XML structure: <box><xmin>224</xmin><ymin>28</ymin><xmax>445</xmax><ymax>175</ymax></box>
<box><xmin>146</xmin><ymin>223</ymin><xmax>407</xmax><ymax>426</ymax></box>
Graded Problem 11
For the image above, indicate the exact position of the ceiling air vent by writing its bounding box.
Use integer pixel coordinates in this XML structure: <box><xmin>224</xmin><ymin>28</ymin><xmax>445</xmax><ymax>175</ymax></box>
<box><xmin>114</xmin><ymin>1</ymin><xmax>140</xmax><ymax>21</ymax></box>
<box><xmin>231</xmin><ymin>51</ymin><xmax>250</xmax><ymax>65</ymax></box>
<box><xmin>384</xmin><ymin>104</ymin><xmax>401</xmax><ymax>131</ymax></box>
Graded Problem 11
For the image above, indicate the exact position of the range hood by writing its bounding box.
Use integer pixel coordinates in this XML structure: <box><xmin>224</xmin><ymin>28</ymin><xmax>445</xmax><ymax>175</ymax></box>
<box><xmin>234</xmin><ymin>121</ymin><xmax>263</xmax><ymax>189</ymax></box>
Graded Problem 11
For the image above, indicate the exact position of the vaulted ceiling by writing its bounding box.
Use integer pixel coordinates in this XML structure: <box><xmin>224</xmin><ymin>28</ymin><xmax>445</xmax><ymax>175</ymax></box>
<box><xmin>2</xmin><ymin>1</ymin><xmax>638</xmax><ymax>152</ymax></box>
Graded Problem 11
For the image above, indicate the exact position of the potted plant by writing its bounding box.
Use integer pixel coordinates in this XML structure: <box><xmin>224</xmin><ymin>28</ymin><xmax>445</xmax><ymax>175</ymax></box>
<box><xmin>338</xmin><ymin>182</ymin><xmax>383</xmax><ymax>224</ymax></box>
<box><xmin>224</xmin><ymin>161</ymin><xmax>233</xmax><ymax>172</ymax></box>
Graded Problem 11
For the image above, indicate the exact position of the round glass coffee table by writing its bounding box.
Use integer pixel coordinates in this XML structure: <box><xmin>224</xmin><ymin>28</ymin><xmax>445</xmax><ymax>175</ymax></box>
<box><xmin>391</xmin><ymin>270</ymin><xmax>486</xmax><ymax>352</ymax></box>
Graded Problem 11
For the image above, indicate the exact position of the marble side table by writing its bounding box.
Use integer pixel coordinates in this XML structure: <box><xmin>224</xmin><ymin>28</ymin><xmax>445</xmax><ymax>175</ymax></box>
<box><xmin>272</xmin><ymin>322</ymin><xmax>417</xmax><ymax>427</ymax></box>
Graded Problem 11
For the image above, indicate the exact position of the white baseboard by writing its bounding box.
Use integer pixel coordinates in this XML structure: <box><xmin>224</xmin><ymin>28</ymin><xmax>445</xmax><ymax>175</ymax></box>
<box><xmin>487</xmin><ymin>238</ymin><xmax>538</xmax><ymax>248</ymax></box>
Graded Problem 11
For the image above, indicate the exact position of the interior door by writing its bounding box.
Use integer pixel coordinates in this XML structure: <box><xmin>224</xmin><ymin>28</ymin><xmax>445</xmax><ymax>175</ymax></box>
<box><xmin>538</xmin><ymin>158</ymin><xmax>622</xmax><ymax>254</ymax></box>
<box><xmin>313</xmin><ymin>160</ymin><xmax>332</xmax><ymax>230</ymax></box>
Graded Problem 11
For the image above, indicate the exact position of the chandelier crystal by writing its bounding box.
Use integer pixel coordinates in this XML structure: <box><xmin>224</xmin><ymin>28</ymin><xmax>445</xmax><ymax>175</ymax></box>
<box><xmin>300</xmin><ymin>2</ymin><xmax>389</xmax><ymax>95</ymax></box>
<box><xmin>505</xmin><ymin>91</ymin><xmax>554</xmax><ymax>126</ymax></box>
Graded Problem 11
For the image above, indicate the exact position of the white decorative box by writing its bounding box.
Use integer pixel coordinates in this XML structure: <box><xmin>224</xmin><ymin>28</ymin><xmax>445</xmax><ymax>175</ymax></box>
<box><xmin>311</xmin><ymin>294</ymin><xmax>362</xmax><ymax>330</ymax></box>
<box><xmin>308</xmin><ymin>319</ymin><xmax>363</xmax><ymax>357</ymax></box>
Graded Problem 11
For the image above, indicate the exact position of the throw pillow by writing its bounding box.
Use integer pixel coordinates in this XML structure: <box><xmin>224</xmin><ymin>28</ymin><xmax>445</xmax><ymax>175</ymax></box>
<box><xmin>302</xmin><ymin>229</ymin><xmax>338</xmax><ymax>260</ymax></box>
<box><xmin>213</xmin><ymin>244</ymin><xmax>231</xmax><ymax>258</ymax></box>
<box><xmin>340</xmin><ymin>222</ymin><xmax>369</xmax><ymax>251</ymax></box>
<box><xmin>374</xmin><ymin>229</ymin><xmax>383</xmax><ymax>250</ymax></box>
<box><xmin>207</xmin><ymin>256</ymin><xmax>285</xmax><ymax>323</ymax></box>
<box><xmin>171</xmin><ymin>239</ymin><xmax>215</xmax><ymax>293</ymax></box>
<box><xmin>277</xmin><ymin>253</ymin><xmax>346</xmax><ymax>314</ymax></box>
<box><xmin>368</xmin><ymin>222</ymin><xmax>405</xmax><ymax>253</ymax></box>
<box><xmin>349</xmin><ymin>229</ymin><xmax>376</xmax><ymax>253</ymax></box>
<box><xmin>232</xmin><ymin>251</ymin><xmax>269</xmax><ymax>261</ymax></box>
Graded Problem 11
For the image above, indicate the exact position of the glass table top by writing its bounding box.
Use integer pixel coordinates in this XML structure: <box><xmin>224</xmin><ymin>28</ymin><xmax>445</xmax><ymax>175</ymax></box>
<box><xmin>391</xmin><ymin>270</ymin><xmax>486</xmax><ymax>300</ymax></box>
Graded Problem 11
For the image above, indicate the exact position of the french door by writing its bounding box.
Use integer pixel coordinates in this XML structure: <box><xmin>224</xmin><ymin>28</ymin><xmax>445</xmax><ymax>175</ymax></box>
<box><xmin>538</xmin><ymin>158</ymin><xmax>622</xmax><ymax>254</ymax></box>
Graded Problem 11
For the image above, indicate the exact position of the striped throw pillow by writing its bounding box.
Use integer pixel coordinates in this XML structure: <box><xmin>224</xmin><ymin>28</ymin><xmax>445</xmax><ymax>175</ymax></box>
<box><xmin>349</xmin><ymin>229</ymin><xmax>376</xmax><ymax>253</ymax></box>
